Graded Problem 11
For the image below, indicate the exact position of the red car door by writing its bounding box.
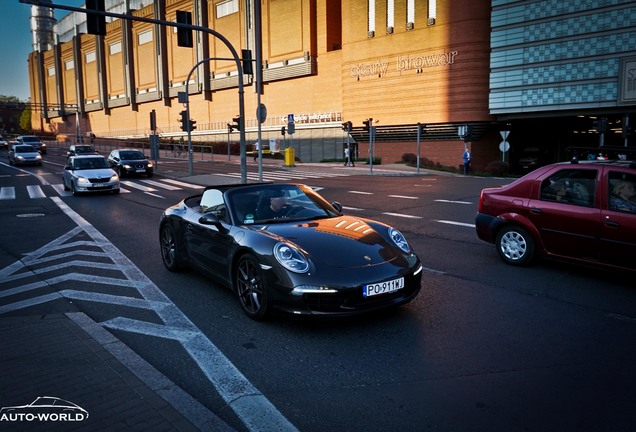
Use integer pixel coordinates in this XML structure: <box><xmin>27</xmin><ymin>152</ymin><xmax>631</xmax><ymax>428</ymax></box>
<box><xmin>526</xmin><ymin>167</ymin><xmax>601</xmax><ymax>262</ymax></box>
<box><xmin>600</xmin><ymin>169</ymin><xmax>636</xmax><ymax>271</ymax></box>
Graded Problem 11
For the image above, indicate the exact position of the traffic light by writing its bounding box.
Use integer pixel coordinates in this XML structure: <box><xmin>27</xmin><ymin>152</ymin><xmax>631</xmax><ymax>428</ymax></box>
<box><xmin>178</xmin><ymin>110</ymin><xmax>187</xmax><ymax>131</ymax></box>
<box><xmin>176</xmin><ymin>11</ymin><xmax>193</xmax><ymax>48</ymax></box>
<box><xmin>281</xmin><ymin>126</ymin><xmax>286</xmax><ymax>136</ymax></box>
<box><xmin>86</xmin><ymin>0</ymin><xmax>106</xmax><ymax>36</ymax></box>
<box><xmin>242</xmin><ymin>49</ymin><xmax>253</xmax><ymax>75</ymax></box>
<box><xmin>228</xmin><ymin>116</ymin><xmax>241</xmax><ymax>132</ymax></box>
<box><xmin>188</xmin><ymin>118</ymin><xmax>196</xmax><ymax>131</ymax></box>
<box><xmin>342</xmin><ymin>121</ymin><xmax>352</xmax><ymax>132</ymax></box>
<box><xmin>363</xmin><ymin>119</ymin><xmax>372</xmax><ymax>132</ymax></box>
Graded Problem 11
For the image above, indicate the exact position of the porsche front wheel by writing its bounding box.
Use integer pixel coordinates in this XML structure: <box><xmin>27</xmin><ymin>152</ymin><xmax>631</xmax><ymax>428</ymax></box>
<box><xmin>235</xmin><ymin>255</ymin><xmax>269</xmax><ymax>320</ymax></box>
<box><xmin>160</xmin><ymin>224</ymin><xmax>184</xmax><ymax>271</ymax></box>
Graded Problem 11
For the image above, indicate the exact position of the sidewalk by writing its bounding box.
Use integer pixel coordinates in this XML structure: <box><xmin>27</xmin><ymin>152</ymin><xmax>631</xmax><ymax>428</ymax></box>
<box><xmin>155</xmin><ymin>153</ymin><xmax>450</xmax><ymax>185</ymax></box>
<box><xmin>0</xmin><ymin>313</ymin><xmax>235</xmax><ymax>432</ymax></box>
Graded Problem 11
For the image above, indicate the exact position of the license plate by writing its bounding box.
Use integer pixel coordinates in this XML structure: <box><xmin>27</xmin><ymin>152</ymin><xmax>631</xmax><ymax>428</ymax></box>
<box><xmin>135</xmin><ymin>169</ymin><xmax>146</xmax><ymax>173</ymax></box>
<box><xmin>363</xmin><ymin>277</ymin><xmax>404</xmax><ymax>297</ymax></box>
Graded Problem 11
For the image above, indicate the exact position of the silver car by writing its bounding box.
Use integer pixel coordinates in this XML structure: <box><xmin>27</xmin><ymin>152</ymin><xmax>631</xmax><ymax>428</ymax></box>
<box><xmin>63</xmin><ymin>155</ymin><xmax>120</xmax><ymax>195</ymax></box>
<box><xmin>8</xmin><ymin>144</ymin><xmax>42</xmax><ymax>166</ymax></box>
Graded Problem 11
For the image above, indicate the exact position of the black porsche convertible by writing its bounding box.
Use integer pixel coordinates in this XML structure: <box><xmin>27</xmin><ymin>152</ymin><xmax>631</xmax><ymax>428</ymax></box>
<box><xmin>159</xmin><ymin>183</ymin><xmax>423</xmax><ymax>320</ymax></box>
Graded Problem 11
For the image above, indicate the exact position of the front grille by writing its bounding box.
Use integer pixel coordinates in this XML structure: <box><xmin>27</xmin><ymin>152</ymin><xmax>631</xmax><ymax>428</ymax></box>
<box><xmin>89</xmin><ymin>177</ymin><xmax>112</xmax><ymax>184</ymax></box>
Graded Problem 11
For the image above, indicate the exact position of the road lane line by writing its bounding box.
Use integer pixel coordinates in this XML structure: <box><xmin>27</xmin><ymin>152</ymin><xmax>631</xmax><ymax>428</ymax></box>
<box><xmin>0</xmin><ymin>187</ymin><xmax>16</xmax><ymax>200</ymax></box>
<box><xmin>436</xmin><ymin>220</ymin><xmax>475</xmax><ymax>227</ymax></box>
<box><xmin>382</xmin><ymin>212</ymin><xmax>422</xmax><ymax>219</ymax></box>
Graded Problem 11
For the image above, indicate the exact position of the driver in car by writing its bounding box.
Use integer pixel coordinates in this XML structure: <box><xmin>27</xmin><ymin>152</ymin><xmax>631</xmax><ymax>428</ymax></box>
<box><xmin>256</xmin><ymin>190</ymin><xmax>291</xmax><ymax>220</ymax></box>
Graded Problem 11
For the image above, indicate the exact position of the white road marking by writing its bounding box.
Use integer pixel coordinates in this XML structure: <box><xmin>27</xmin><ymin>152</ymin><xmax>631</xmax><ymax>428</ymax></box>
<box><xmin>0</xmin><ymin>187</ymin><xmax>16</xmax><ymax>200</ymax></box>
<box><xmin>120</xmin><ymin>180</ymin><xmax>158</xmax><ymax>192</ymax></box>
<box><xmin>140</xmin><ymin>179</ymin><xmax>182</xmax><ymax>190</ymax></box>
<box><xmin>436</xmin><ymin>219</ymin><xmax>475</xmax><ymax>228</ymax></box>
<box><xmin>0</xmin><ymin>198</ymin><xmax>298</xmax><ymax>432</ymax></box>
<box><xmin>382</xmin><ymin>212</ymin><xmax>422</xmax><ymax>219</ymax></box>
<box><xmin>349</xmin><ymin>190</ymin><xmax>373</xmax><ymax>195</ymax></box>
<box><xmin>388</xmin><ymin>194</ymin><xmax>418</xmax><ymax>199</ymax></box>
<box><xmin>27</xmin><ymin>185</ymin><xmax>46</xmax><ymax>198</ymax></box>
<box><xmin>161</xmin><ymin>178</ymin><xmax>205</xmax><ymax>189</ymax></box>
<box><xmin>434</xmin><ymin>199</ymin><xmax>473</xmax><ymax>204</ymax></box>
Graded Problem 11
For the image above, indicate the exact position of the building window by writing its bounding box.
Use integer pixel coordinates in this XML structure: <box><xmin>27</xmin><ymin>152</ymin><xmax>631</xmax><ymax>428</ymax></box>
<box><xmin>368</xmin><ymin>0</ymin><xmax>375</xmax><ymax>37</ymax></box>
<box><xmin>138</xmin><ymin>30</ymin><xmax>153</xmax><ymax>46</ymax></box>
<box><xmin>47</xmin><ymin>66</ymin><xmax>55</xmax><ymax>76</ymax></box>
<box><xmin>85</xmin><ymin>51</ymin><xmax>96</xmax><ymax>63</ymax></box>
<box><xmin>216</xmin><ymin>0</ymin><xmax>238</xmax><ymax>19</ymax></box>
<box><xmin>386</xmin><ymin>0</ymin><xmax>394</xmax><ymax>33</ymax></box>
<box><xmin>406</xmin><ymin>0</ymin><xmax>414</xmax><ymax>29</ymax></box>
<box><xmin>428</xmin><ymin>0</ymin><xmax>436</xmax><ymax>25</ymax></box>
<box><xmin>65</xmin><ymin>60</ymin><xmax>74</xmax><ymax>70</ymax></box>
<box><xmin>109</xmin><ymin>41</ymin><xmax>121</xmax><ymax>55</ymax></box>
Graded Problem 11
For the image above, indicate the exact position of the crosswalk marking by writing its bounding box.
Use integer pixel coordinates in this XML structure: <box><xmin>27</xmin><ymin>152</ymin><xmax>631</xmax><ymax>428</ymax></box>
<box><xmin>27</xmin><ymin>185</ymin><xmax>47</xmax><ymax>199</ymax></box>
<box><xmin>140</xmin><ymin>179</ymin><xmax>182</xmax><ymax>190</ymax></box>
<box><xmin>120</xmin><ymin>180</ymin><xmax>158</xmax><ymax>192</ymax></box>
<box><xmin>161</xmin><ymin>178</ymin><xmax>204</xmax><ymax>189</ymax></box>
<box><xmin>0</xmin><ymin>187</ymin><xmax>16</xmax><ymax>200</ymax></box>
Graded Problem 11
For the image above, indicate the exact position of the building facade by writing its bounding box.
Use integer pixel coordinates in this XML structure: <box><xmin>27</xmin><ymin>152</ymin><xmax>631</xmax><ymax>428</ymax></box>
<box><xmin>27</xmin><ymin>0</ymin><xmax>636</xmax><ymax>170</ymax></box>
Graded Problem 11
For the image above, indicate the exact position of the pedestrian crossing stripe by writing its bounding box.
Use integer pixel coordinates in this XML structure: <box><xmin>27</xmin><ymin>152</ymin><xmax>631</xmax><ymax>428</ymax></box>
<box><xmin>1</xmin><ymin>178</ymin><xmax>202</xmax><ymax>200</ymax></box>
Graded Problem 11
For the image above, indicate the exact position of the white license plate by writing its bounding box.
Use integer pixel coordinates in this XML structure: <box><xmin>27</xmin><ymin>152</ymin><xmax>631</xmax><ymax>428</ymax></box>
<box><xmin>363</xmin><ymin>277</ymin><xmax>404</xmax><ymax>297</ymax></box>
<box><xmin>135</xmin><ymin>169</ymin><xmax>146</xmax><ymax>173</ymax></box>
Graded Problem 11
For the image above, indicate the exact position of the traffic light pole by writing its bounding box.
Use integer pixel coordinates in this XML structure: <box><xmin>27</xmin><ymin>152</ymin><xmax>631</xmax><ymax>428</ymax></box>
<box><xmin>20</xmin><ymin>0</ymin><xmax>249</xmax><ymax>182</ymax></box>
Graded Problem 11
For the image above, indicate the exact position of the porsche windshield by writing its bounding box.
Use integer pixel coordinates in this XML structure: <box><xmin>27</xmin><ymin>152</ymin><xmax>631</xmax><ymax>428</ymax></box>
<box><xmin>227</xmin><ymin>184</ymin><xmax>340</xmax><ymax>225</ymax></box>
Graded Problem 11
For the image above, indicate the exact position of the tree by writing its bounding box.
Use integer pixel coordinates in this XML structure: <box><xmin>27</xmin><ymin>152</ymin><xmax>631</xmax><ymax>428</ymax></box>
<box><xmin>19</xmin><ymin>105</ymin><xmax>32</xmax><ymax>133</ymax></box>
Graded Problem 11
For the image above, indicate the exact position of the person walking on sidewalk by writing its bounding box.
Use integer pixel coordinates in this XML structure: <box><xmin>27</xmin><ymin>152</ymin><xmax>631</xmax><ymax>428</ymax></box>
<box><xmin>253</xmin><ymin>140</ymin><xmax>260</xmax><ymax>161</ymax></box>
<box><xmin>463</xmin><ymin>148</ymin><xmax>471</xmax><ymax>175</ymax></box>
<box><xmin>344</xmin><ymin>144</ymin><xmax>355</xmax><ymax>167</ymax></box>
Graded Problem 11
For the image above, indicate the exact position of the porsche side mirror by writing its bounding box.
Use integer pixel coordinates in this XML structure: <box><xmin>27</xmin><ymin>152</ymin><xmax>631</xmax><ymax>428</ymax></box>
<box><xmin>331</xmin><ymin>201</ymin><xmax>343</xmax><ymax>213</ymax></box>
<box><xmin>199</xmin><ymin>213</ymin><xmax>227</xmax><ymax>232</ymax></box>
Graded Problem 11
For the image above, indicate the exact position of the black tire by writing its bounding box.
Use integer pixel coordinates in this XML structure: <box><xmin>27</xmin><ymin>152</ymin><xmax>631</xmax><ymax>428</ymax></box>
<box><xmin>495</xmin><ymin>225</ymin><xmax>535</xmax><ymax>266</ymax></box>
<box><xmin>71</xmin><ymin>181</ymin><xmax>80</xmax><ymax>196</ymax></box>
<box><xmin>147</xmin><ymin>171</ymin><xmax>154</xmax><ymax>178</ymax></box>
<box><xmin>235</xmin><ymin>254</ymin><xmax>269</xmax><ymax>320</ymax></box>
<box><xmin>160</xmin><ymin>223</ymin><xmax>185</xmax><ymax>271</ymax></box>
<box><xmin>63</xmin><ymin>179</ymin><xmax>69</xmax><ymax>191</ymax></box>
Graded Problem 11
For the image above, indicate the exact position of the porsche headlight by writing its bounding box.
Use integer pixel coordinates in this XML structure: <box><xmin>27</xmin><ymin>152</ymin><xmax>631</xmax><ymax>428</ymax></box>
<box><xmin>389</xmin><ymin>228</ymin><xmax>411</xmax><ymax>253</ymax></box>
<box><xmin>274</xmin><ymin>242</ymin><xmax>310</xmax><ymax>273</ymax></box>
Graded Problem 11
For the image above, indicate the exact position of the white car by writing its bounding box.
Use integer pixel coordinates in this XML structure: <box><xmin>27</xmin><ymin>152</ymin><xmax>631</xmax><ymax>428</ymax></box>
<box><xmin>8</xmin><ymin>144</ymin><xmax>42</xmax><ymax>166</ymax></box>
<box><xmin>63</xmin><ymin>155</ymin><xmax>120</xmax><ymax>195</ymax></box>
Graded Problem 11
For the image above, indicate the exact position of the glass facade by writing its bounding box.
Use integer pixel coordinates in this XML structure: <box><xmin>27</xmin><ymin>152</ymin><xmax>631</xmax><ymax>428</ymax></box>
<box><xmin>490</xmin><ymin>0</ymin><xmax>636</xmax><ymax>114</ymax></box>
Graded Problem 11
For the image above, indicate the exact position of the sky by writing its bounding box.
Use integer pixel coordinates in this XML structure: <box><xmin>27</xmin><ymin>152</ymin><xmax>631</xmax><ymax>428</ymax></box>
<box><xmin>0</xmin><ymin>0</ymin><xmax>85</xmax><ymax>101</ymax></box>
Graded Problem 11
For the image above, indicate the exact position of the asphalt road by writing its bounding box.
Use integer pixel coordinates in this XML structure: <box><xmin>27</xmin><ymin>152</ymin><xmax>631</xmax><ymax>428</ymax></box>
<box><xmin>1</xmin><ymin>144</ymin><xmax>635</xmax><ymax>431</ymax></box>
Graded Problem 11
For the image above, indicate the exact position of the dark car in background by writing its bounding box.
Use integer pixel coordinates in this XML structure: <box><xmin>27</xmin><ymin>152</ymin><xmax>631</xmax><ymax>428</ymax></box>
<box><xmin>8</xmin><ymin>144</ymin><xmax>42</xmax><ymax>166</ymax></box>
<box><xmin>160</xmin><ymin>183</ymin><xmax>423</xmax><ymax>320</ymax></box>
<box><xmin>475</xmin><ymin>159</ymin><xmax>636</xmax><ymax>272</ymax></box>
<box><xmin>108</xmin><ymin>149</ymin><xmax>153</xmax><ymax>177</ymax></box>
<box><xmin>16</xmin><ymin>135</ymin><xmax>46</xmax><ymax>154</ymax></box>
<box><xmin>67</xmin><ymin>144</ymin><xmax>98</xmax><ymax>157</ymax></box>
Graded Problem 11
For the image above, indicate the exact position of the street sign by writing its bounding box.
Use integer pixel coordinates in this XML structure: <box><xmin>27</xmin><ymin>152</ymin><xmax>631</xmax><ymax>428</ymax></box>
<box><xmin>177</xmin><ymin>91</ymin><xmax>187</xmax><ymax>104</ymax></box>
<box><xmin>287</xmin><ymin>113</ymin><xmax>295</xmax><ymax>124</ymax></box>
<box><xmin>499</xmin><ymin>130</ymin><xmax>511</xmax><ymax>161</ymax></box>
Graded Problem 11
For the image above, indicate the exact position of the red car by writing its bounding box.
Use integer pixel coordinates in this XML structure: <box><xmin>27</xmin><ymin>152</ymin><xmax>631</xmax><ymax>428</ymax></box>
<box><xmin>476</xmin><ymin>159</ymin><xmax>636</xmax><ymax>271</ymax></box>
